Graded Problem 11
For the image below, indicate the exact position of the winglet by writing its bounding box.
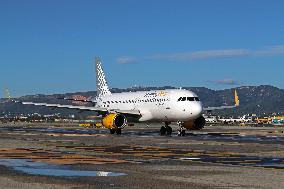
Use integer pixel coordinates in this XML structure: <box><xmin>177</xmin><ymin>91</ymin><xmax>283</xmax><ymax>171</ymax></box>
<box><xmin>234</xmin><ymin>89</ymin><xmax>239</xmax><ymax>107</ymax></box>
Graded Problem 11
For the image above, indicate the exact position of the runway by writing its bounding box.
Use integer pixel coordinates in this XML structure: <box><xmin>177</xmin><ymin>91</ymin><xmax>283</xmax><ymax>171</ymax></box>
<box><xmin>0</xmin><ymin>124</ymin><xmax>284</xmax><ymax>188</ymax></box>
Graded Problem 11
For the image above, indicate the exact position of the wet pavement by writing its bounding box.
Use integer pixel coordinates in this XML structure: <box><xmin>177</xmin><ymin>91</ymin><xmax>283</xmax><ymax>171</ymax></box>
<box><xmin>1</xmin><ymin>126</ymin><xmax>284</xmax><ymax>169</ymax></box>
<box><xmin>1</xmin><ymin>124</ymin><xmax>284</xmax><ymax>188</ymax></box>
<box><xmin>0</xmin><ymin>159</ymin><xmax>126</xmax><ymax>177</ymax></box>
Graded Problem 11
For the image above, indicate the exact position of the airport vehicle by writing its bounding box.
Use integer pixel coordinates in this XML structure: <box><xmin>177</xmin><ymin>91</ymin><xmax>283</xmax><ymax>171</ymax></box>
<box><xmin>17</xmin><ymin>58</ymin><xmax>239</xmax><ymax>136</ymax></box>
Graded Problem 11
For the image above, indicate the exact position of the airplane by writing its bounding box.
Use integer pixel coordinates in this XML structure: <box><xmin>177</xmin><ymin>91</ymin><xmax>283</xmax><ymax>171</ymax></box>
<box><xmin>16</xmin><ymin>58</ymin><xmax>239</xmax><ymax>136</ymax></box>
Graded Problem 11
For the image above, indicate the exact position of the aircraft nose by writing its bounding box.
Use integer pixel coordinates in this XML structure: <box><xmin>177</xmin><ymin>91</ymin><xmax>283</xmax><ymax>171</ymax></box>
<box><xmin>191</xmin><ymin>103</ymin><xmax>203</xmax><ymax>118</ymax></box>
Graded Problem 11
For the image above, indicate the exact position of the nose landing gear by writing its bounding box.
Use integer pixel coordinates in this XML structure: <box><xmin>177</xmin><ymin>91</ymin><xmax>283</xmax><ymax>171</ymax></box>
<box><xmin>177</xmin><ymin>122</ymin><xmax>186</xmax><ymax>136</ymax></box>
<box><xmin>160</xmin><ymin>122</ymin><xmax>172</xmax><ymax>136</ymax></box>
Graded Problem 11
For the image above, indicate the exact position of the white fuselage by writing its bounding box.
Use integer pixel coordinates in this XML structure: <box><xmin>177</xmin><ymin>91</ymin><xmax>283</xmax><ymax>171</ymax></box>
<box><xmin>95</xmin><ymin>89</ymin><xmax>203</xmax><ymax>122</ymax></box>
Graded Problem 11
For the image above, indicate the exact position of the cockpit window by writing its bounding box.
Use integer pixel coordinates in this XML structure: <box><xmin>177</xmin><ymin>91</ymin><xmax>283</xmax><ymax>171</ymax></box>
<box><xmin>194</xmin><ymin>97</ymin><xmax>200</xmax><ymax>101</ymax></box>
<box><xmin>178</xmin><ymin>97</ymin><xmax>186</xmax><ymax>101</ymax></box>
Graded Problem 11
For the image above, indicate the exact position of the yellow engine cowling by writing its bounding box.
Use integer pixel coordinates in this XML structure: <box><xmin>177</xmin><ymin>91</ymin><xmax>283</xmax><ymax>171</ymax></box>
<box><xmin>182</xmin><ymin>116</ymin><xmax>206</xmax><ymax>130</ymax></box>
<box><xmin>102</xmin><ymin>114</ymin><xmax>127</xmax><ymax>129</ymax></box>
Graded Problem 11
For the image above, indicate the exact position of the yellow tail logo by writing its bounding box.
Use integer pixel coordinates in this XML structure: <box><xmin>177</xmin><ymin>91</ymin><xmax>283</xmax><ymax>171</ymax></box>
<box><xmin>234</xmin><ymin>90</ymin><xmax>239</xmax><ymax>106</ymax></box>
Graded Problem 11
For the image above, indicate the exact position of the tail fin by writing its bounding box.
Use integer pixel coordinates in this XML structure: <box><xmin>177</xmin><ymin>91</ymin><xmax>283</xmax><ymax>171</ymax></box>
<box><xmin>95</xmin><ymin>58</ymin><xmax>111</xmax><ymax>97</ymax></box>
<box><xmin>3</xmin><ymin>87</ymin><xmax>11</xmax><ymax>100</ymax></box>
<box><xmin>234</xmin><ymin>89</ymin><xmax>239</xmax><ymax>106</ymax></box>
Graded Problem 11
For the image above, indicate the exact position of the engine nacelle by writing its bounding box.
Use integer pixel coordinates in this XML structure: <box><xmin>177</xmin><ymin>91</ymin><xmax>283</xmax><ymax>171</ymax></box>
<box><xmin>182</xmin><ymin>116</ymin><xmax>206</xmax><ymax>130</ymax></box>
<box><xmin>102</xmin><ymin>114</ymin><xmax>127</xmax><ymax>129</ymax></box>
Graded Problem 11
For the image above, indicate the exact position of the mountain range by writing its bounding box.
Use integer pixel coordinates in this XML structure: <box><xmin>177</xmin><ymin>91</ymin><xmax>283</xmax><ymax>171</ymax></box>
<box><xmin>1</xmin><ymin>85</ymin><xmax>284</xmax><ymax>117</ymax></box>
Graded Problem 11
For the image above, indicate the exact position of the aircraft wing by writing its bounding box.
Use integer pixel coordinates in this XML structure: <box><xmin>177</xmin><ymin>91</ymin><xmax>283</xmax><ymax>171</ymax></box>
<box><xmin>15</xmin><ymin>101</ymin><xmax>141</xmax><ymax>116</ymax></box>
<box><xmin>203</xmin><ymin>90</ymin><xmax>239</xmax><ymax>111</ymax></box>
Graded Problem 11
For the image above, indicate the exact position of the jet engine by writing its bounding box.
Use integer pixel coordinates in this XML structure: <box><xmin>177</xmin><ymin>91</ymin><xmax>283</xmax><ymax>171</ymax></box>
<box><xmin>182</xmin><ymin>116</ymin><xmax>206</xmax><ymax>130</ymax></box>
<box><xmin>102</xmin><ymin>114</ymin><xmax>127</xmax><ymax>129</ymax></box>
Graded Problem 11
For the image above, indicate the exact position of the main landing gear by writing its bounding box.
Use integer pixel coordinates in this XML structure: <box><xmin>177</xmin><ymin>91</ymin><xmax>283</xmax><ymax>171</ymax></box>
<box><xmin>110</xmin><ymin>128</ymin><xmax>122</xmax><ymax>135</ymax></box>
<box><xmin>160</xmin><ymin>122</ymin><xmax>172</xmax><ymax>136</ymax></box>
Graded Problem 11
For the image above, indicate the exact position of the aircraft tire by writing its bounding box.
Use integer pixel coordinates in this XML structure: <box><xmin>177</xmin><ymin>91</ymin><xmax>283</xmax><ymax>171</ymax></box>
<box><xmin>160</xmin><ymin>126</ymin><xmax>166</xmax><ymax>136</ymax></box>
<box><xmin>166</xmin><ymin>126</ymin><xmax>172</xmax><ymax>136</ymax></box>
<box><xmin>110</xmin><ymin>129</ymin><xmax>116</xmax><ymax>134</ymax></box>
<box><xmin>178</xmin><ymin>130</ymin><xmax>185</xmax><ymax>136</ymax></box>
<box><xmin>116</xmin><ymin>128</ymin><xmax>122</xmax><ymax>135</ymax></box>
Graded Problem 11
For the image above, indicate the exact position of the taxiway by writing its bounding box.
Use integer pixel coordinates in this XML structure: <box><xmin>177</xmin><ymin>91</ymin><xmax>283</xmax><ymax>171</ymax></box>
<box><xmin>0</xmin><ymin>123</ymin><xmax>284</xmax><ymax>188</ymax></box>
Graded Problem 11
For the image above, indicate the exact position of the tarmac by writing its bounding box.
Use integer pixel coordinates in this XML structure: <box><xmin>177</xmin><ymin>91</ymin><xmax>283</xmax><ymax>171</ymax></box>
<box><xmin>1</xmin><ymin>123</ymin><xmax>284</xmax><ymax>188</ymax></box>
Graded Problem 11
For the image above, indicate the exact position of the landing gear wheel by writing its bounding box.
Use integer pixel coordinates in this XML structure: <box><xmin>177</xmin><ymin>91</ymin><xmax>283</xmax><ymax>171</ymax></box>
<box><xmin>160</xmin><ymin>126</ymin><xmax>167</xmax><ymax>136</ymax></box>
<box><xmin>110</xmin><ymin>129</ymin><xmax>116</xmax><ymax>134</ymax></box>
<box><xmin>166</xmin><ymin>126</ymin><xmax>172</xmax><ymax>136</ymax></box>
<box><xmin>116</xmin><ymin>128</ymin><xmax>122</xmax><ymax>135</ymax></box>
<box><xmin>161</xmin><ymin>122</ymin><xmax>172</xmax><ymax>136</ymax></box>
<box><xmin>178</xmin><ymin>130</ymin><xmax>186</xmax><ymax>136</ymax></box>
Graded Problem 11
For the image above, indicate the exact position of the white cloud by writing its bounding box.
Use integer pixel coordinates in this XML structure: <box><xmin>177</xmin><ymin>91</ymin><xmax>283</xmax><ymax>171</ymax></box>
<box><xmin>253</xmin><ymin>45</ymin><xmax>284</xmax><ymax>56</ymax></box>
<box><xmin>116</xmin><ymin>45</ymin><xmax>284</xmax><ymax>63</ymax></box>
<box><xmin>209</xmin><ymin>79</ymin><xmax>242</xmax><ymax>85</ymax></box>
<box><xmin>152</xmin><ymin>49</ymin><xmax>250</xmax><ymax>61</ymax></box>
<box><xmin>116</xmin><ymin>56</ymin><xmax>139</xmax><ymax>64</ymax></box>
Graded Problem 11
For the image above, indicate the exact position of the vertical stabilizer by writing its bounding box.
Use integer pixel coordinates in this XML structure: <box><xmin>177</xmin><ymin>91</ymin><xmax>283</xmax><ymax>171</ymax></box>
<box><xmin>234</xmin><ymin>90</ymin><xmax>239</xmax><ymax>106</ymax></box>
<box><xmin>95</xmin><ymin>58</ymin><xmax>111</xmax><ymax>97</ymax></box>
<box><xmin>3</xmin><ymin>87</ymin><xmax>11</xmax><ymax>100</ymax></box>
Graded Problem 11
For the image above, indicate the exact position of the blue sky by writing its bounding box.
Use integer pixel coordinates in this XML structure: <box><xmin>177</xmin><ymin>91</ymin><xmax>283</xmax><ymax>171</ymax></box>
<box><xmin>1</xmin><ymin>0</ymin><xmax>284</xmax><ymax>97</ymax></box>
